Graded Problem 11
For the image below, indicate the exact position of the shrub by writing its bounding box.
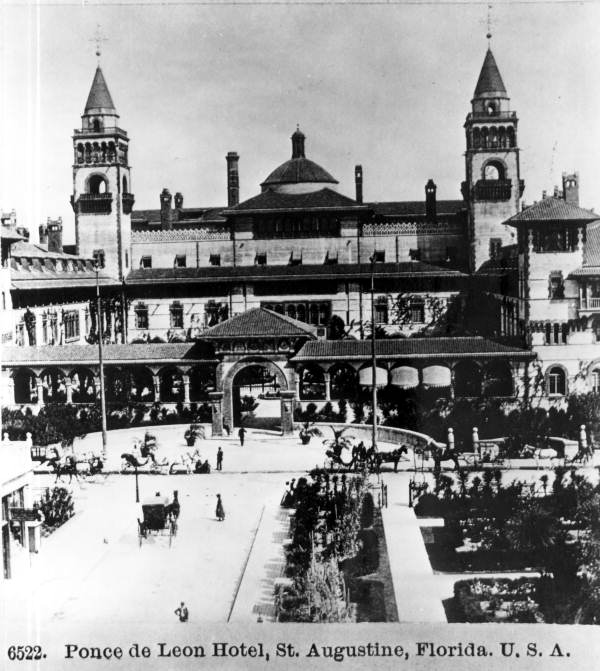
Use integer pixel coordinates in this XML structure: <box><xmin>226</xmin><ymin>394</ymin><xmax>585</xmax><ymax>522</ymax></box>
<box><xmin>39</xmin><ymin>487</ymin><xmax>74</xmax><ymax>529</ymax></box>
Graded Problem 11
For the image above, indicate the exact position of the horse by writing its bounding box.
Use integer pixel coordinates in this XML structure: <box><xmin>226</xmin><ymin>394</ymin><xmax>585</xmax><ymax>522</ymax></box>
<box><xmin>370</xmin><ymin>446</ymin><xmax>410</xmax><ymax>473</ymax></box>
<box><xmin>416</xmin><ymin>443</ymin><xmax>462</xmax><ymax>473</ymax></box>
<box><xmin>49</xmin><ymin>454</ymin><xmax>79</xmax><ymax>484</ymax></box>
<box><xmin>169</xmin><ymin>449</ymin><xmax>201</xmax><ymax>474</ymax></box>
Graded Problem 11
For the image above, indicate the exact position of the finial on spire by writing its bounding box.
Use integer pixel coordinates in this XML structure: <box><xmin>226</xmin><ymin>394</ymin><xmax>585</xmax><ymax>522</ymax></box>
<box><xmin>91</xmin><ymin>24</ymin><xmax>108</xmax><ymax>63</ymax></box>
<box><xmin>486</xmin><ymin>4</ymin><xmax>493</xmax><ymax>44</ymax></box>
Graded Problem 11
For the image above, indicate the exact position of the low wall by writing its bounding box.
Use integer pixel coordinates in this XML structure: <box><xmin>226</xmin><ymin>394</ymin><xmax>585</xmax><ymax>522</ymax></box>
<box><xmin>294</xmin><ymin>422</ymin><xmax>445</xmax><ymax>450</ymax></box>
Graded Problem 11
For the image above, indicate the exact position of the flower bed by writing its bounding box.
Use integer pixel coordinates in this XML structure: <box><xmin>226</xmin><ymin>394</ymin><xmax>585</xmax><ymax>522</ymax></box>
<box><xmin>452</xmin><ymin>578</ymin><xmax>542</xmax><ymax>623</ymax></box>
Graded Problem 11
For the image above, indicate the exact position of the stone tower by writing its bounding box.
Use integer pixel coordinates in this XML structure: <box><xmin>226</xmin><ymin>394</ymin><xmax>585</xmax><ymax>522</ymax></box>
<box><xmin>71</xmin><ymin>66</ymin><xmax>134</xmax><ymax>280</ymax></box>
<box><xmin>462</xmin><ymin>47</ymin><xmax>524</xmax><ymax>270</ymax></box>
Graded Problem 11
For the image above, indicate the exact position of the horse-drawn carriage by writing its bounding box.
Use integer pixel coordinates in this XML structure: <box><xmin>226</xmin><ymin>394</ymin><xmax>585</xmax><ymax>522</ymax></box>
<box><xmin>137</xmin><ymin>492</ymin><xmax>179</xmax><ymax>548</ymax></box>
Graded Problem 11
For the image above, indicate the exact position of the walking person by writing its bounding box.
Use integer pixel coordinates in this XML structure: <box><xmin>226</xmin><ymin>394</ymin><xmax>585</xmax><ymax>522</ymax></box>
<box><xmin>216</xmin><ymin>447</ymin><xmax>223</xmax><ymax>471</ymax></box>
<box><xmin>215</xmin><ymin>493</ymin><xmax>225</xmax><ymax>521</ymax></box>
<box><xmin>174</xmin><ymin>602</ymin><xmax>188</xmax><ymax>622</ymax></box>
<box><xmin>238</xmin><ymin>426</ymin><xmax>246</xmax><ymax>446</ymax></box>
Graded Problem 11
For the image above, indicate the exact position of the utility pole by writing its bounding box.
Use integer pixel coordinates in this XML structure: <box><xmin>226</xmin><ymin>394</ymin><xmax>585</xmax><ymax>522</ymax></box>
<box><xmin>95</xmin><ymin>265</ymin><xmax>108</xmax><ymax>461</ymax></box>
<box><xmin>370</xmin><ymin>256</ymin><xmax>378</xmax><ymax>452</ymax></box>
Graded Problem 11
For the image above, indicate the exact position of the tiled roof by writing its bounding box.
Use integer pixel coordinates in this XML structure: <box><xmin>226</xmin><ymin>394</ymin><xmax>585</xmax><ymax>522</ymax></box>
<box><xmin>292</xmin><ymin>337</ymin><xmax>533</xmax><ymax>362</ymax></box>
<box><xmin>131</xmin><ymin>207</ymin><xmax>226</xmax><ymax>225</ymax></box>
<box><xmin>11</xmin><ymin>242</ymin><xmax>90</xmax><ymax>261</ymax></box>
<box><xmin>261</xmin><ymin>157</ymin><xmax>338</xmax><ymax>187</ymax></box>
<box><xmin>505</xmin><ymin>197</ymin><xmax>599</xmax><ymax>225</ymax></box>
<box><xmin>474</xmin><ymin>48</ymin><xmax>507</xmax><ymax>96</ymax></box>
<box><xmin>2</xmin><ymin>343</ymin><xmax>216</xmax><ymax>365</ymax></box>
<box><xmin>126</xmin><ymin>261</ymin><xmax>466</xmax><ymax>285</ymax></box>
<box><xmin>201</xmin><ymin>307</ymin><xmax>316</xmax><ymax>338</ymax></box>
<box><xmin>227</xmin><ymin>188</ymin><xmax>361</xmax><ymax>214</ymax></box>
<box><xmin>11</xmin><ymin>277</ymin><xmax>116</xmax><ymax>291</ymax></box>
<box><xmin>369</xmin><ymin>200</ymin><xmax>466</xmax><ymax>217</ymax></box>
<box><xmin>84</xmin><ymin>67</ymin><xmax>117</xmax><ymax>115</ymax></box>
<box><xmin>583</xmin><ymin>220</ymin><xmax>600</xmax><ymax>266</ymax></box>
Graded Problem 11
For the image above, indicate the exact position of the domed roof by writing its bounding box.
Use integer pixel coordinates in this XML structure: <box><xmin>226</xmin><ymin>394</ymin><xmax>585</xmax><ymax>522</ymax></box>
<box><xmin>261</xmin><ymin>127</ymin><xmax>338</xmax><ymax>189</ymax></box>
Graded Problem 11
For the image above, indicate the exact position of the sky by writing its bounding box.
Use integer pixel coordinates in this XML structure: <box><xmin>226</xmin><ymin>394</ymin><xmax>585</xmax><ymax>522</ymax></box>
<box><xmin>1</xmin><ymin>0</ymin><xmax>600</xmax><ymax>245</ymax></box>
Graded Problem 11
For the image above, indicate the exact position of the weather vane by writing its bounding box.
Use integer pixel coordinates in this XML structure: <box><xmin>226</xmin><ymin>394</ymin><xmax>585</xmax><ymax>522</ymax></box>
<box><xmin>90</xmin><ymin>24</ymin><xmax>108</xmax><ymax>63</ymax></box>
<box><xmin>486</xmin><ymin>4</ymin><xmax>493</xmax><ymax>43</ymax></box>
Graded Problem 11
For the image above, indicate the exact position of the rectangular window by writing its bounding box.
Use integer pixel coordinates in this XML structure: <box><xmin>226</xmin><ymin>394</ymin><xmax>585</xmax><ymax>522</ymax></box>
<box><xmin>170</xmin><ymin>302</ymin><xmax>184</xmax><ymax>329</ymax></box>
<box><xmin>325</xmin><ymin>251</ymin><xmax>338</xmax><ymax>265</ymax></box>
<box><xmin>489</xmin><ymin>238</ymin><xmax>502</xmax><ymax>261</ymax></box>
<box><xmin>174</xmin><ymin>255</ymin><xmax>187</xmax><ymax>268</ymax></box>
<box><xmin>93</xmin><ymin>249</ymin><xmax>105</xmax><ymax>269</ymax></box>
<box><xmin>410</xmin><ymin>300</ymin><xmax>425</xmax><ymax>323</ymax></box>
<box><xmin>140</xmin><ymin>256</ymin><xmax>152</xmax><ymax>269</ymax></box>
<box><xmin>549</xmin><ymin>271</ymin><xmax>565</xmax><ymax>299</ymax></box>
<box><xmin>374</xmin><ymin>298</ymin><xmax>388</xmax><ymax>324</ymax></box>
<box><xmin>135</xmin><ymin>303</ymin><xmax>149</xmax><ymax>330</ymax></box>
<box><xmin>409</xmin><ymin>249</ymin><xmax>421</xmax><ymax>261</ymax></box>
<box><xmin>255</xmin><ymin>252</ymin><xmax>267</xmax><ymax>266</ymax></box>
<box><xmin>209</xmin><ymin>254</ymin><xmax>221</xmax><ymax>266</ymax></box>
<box><xmin>63</xmin><ymin>310</ymin><xmax>80</xmax><ymax>341</ymax></box>
<box><xmin>372</xmin><ymin>250</ymin><xmax>385</xmax><ymax>263</ymax></box>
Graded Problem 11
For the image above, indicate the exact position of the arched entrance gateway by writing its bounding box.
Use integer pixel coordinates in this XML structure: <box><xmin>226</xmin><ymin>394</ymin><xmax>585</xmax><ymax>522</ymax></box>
<box><xmin>200</xmin><ymin>308</ymin><xmax>318</xmax><ymax>437</ymax></box>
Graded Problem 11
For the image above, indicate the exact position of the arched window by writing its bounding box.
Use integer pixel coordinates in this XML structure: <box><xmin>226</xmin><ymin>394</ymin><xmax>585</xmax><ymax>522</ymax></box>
<box><xmin>88</xmin><ymin>175</ymin><xmax>108</xmax><ymax>194</ymax></box>
<box><xmin>507</xmin><ymin>127</ymin><xmax>516</xmax><ymax>148</ymax></box>
<box><xmin>472</xmin><ymin>128</ymin><xmax>481</xmax><ymax>149</ymax></box>
<box><xmin>92</xmin><ymin>118</ymin><xmax>102</xmax><ymax>132</ymax></box>
<box><xmin>547</xmin><ymin>366</ymin><xmax>566</xmax><ymax>396</ymax></box>
<box><xmin>122</xmin><ymin>175</ymin><xmax>128</xmax><ymax>193</ymax></box>
<box><xmin>484</xmin><ymin>164</ymin><xmax>500</xmax><ymax>180</ymax></box>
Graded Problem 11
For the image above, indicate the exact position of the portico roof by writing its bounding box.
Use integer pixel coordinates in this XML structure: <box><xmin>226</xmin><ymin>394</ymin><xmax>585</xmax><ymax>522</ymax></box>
<box><xmin>2</xmin><ymin>343</ymin><xmax>217</xmax><ymax>367</ymax></box>
<box><xmin>201</xmin><ymin>307</ymin><xmax>317</xmax><ymax>339</ymax></box>
<box><xmin>292</xmin><ymin>337</ymin><xmax>533</xmax><ymax>362</ymax></box>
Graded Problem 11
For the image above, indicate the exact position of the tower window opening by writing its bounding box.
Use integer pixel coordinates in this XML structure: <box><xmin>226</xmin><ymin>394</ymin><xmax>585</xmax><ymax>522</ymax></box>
<box><xmin>140</xmin><ymin>256</ymin><xmax>152</xmax><ymax>269</ymax></box>
<box><xmin>92</xmin><ymin>118</ymin><xmax>102</xmax><ymax>132</ymax></box>
<box><xmin>209</xmin><ymin>253</ymin><xmax>221</xmax><ymax>266</ymax></box>
<box><xmin>174</xmin><ymin>255</ymin><xmax>187</xmax><ymax>268</ymax></box>
<box><xmin>88</xmin><ymin>174</ymin><xmax>108</xmax><ymax>195</ymax></box>
<box><xmin>549</xmin><ymin>271</ymin><xmax>565</xmax><ymax>299</ymax></box>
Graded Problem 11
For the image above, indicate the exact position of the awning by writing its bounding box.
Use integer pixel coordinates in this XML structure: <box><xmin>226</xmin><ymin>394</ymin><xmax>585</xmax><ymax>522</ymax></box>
<box><xmin>390</xmin><ymin>366</ymin><xmax>419</xmax><ymax>389</ymax></box>
<box><xmin>422</xmin><ymin>365</ymin><xmax>451</xmax><ymax>388</ymax></box>
<box><xmin>358</xmin><ymin>366</ymin><xmax>388</xmax><ymax>387</ymax></box>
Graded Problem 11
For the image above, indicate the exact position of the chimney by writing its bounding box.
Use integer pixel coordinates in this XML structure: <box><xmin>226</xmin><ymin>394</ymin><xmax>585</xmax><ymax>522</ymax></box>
<box><xmin>562</xmin><ymin>172</ymin><xmax>579</xmax><ymax>206</ymax></box>
<box><xmin>16</xmin><ymin>226</ymin><xmax>29</xmax><ymax>241</ymax></box>
<box><xmin>355</xmin><ymin>165</ymin><xmax>363</xmax><ymax>204</ymax></box>
<box><xmin>160</xmin><ymin>188</ymin><xmax>173</xmax><ymax>230</ymax></box>
<box><xmin>425</xmin><ymin>179</ymin><xmax>437</xmax><ymax>221</ymax></box>
<box><xmin>46</xmin><ymin>217</ymin><xmax>63</xmax><ymax>253</ymax></box>
<box><xmin>174</xmin><ymin>192</ymin><xmax>184</xmax><ymax>210</ymax></box>
<box><xmin>226</xmin><ymin>152</ymin><xmax>239</xmax><ymax>207</ymax></box>
<box><xmin>39</xmin><ymin>224</ymin><xmax>48</xmax><ymax>246</ymax></box>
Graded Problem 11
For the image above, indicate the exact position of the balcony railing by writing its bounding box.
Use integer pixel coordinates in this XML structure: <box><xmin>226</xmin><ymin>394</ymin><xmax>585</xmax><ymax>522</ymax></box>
<box><xmin>73</xmin><ymin>127</ymin><xmax>128</xmax><ymax>137</ymax></box>
<box><xmin>77</xmin><ymin>193</ymin><xmax>113</xmax><ymax>215</ymax></box>
<box><xmin>474</xmin><ymin>179</ymin><xmax>512</xmax><ymax>202</ymax></box>
<box><xmin>582</xmin><ymin>297</ymin><xmax>600</xmax><ymax>310</ymax></box>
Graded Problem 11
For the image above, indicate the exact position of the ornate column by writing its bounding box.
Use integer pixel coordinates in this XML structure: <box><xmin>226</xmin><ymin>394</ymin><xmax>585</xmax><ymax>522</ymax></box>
<box><xmin>94</xmin><ymin>376</ymin><xmax>102</xmax><ymax>403</ymax></box>
<box><xmin>182</xmin><ymin>373</ymin><xmax>190</xmax><ymax>404</ymax></box>
<box><xmin>449</xmin><ymin>367</ymin><xmax>456</xmax><ymax>400</ymax></box>
<box><xmin>323</xmin><ymin>371</ymin><xmax>331</xmax><ymax>401</ymax></box>
<box><xmin>36</xmin><ymin>376</ymin><xmax>44</xmax><ymax>406</ymax></box>
<box><xmin>152</xmin><ymin>374</ymin><xmax>161</xmax><ymax>402</ymax></box>
<box><xmin>209</xmin><ymin>391</ymin><xmax>224</xmax><ymax>437</ymax></box>
<box><xmin>5</xmin><ymin>374</ymin><xmax>15</xmax><ymax>404</ymax></box>
<box><xmin>65</xmin><ymin>377</ymin><xmax>73</xmax><ymax>404</ymax></box>
<box><xmin>280</xmin><ymin>390</ymin><xmax>296</xmax><ymax>436</ymax></box>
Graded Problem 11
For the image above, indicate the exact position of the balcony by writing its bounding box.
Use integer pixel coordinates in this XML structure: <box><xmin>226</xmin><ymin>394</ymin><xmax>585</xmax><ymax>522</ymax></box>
<box><xmin>73</xmin><ymin>126</ymin><xmax>128</xmax><ymax>138</ymax></box>
<box><xmin>77</xmin><ymin>193</ymin><xmax>113</xmax><ymax>215</ymax></box>
<box><xmin>581</xmin><ymin>297</ymin><xmax>600</xmax><ymax>310</ymax></box>
<box><xmin>122</xmin><ymin>193</ymin><xmax>135</xmax><ymax>215</ymax></box>
<box><xmin>474</xmin><ymin>179</ymin><xmax>512</xmax><ymax>202</ymax></box>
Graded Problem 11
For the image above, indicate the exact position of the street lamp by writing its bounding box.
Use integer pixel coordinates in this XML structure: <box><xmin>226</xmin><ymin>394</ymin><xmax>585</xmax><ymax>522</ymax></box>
<box><xmin>95</xmin><ymin>263</ymin><xmax>108</xmax><ymax>462</ymax></box>
<box><xmin>370</xmin><ymin>255</ymin><xmax>378</xmax><ymax>453</ymax></box>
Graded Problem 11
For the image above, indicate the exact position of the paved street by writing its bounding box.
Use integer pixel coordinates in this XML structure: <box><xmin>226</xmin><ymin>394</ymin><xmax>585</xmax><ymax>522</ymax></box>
<box><xmin>3</xmin><ymin>425</ymin><xmax>600</xmax><ymax>641</ymax></box>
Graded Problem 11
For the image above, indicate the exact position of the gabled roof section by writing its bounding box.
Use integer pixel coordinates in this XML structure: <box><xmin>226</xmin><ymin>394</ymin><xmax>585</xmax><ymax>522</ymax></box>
<box><xmin>474</xmin><ymin>48</ymin><xmax>507</xmax><ymax>97</ymax></box>
<box><xmin>226</xmin><ymin>188</ymin><xmax>364</xmax><ymax>214</ymax></box>
<box><xmin>84</xmin><ymin>67</ymin><xmax>117</xmax><ymax>115</ymax></box>
<box><xmin>201</xmin><ymin>307</ymin><xmax>317</xmax><ymax>339</ymax></box>
<box><xmin>505</xmin><ymin>197</ymin><xmax>600</xmax><ymax>226</ymax></box>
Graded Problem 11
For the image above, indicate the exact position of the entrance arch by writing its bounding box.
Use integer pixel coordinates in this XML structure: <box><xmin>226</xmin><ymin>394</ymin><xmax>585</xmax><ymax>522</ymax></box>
<box><xmin>221</xmin><ymin>358</ymin><xmax>290</xmax><ymax>432</ymax></box>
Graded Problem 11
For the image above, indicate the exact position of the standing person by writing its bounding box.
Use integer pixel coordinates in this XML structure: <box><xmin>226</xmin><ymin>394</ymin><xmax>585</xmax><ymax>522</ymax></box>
<box><xmin>238</xmin><ymin>426</ymin><xmax>246</xmax><ymax>446</ymax></box>
<box><xmin>216</xmin><ymin>447</ymin><xmax>223</xmax><ymax>471</ymax></box>
<box><xmin>174</xmin><ymin>602</ymin><xmax>188</xmax><ymax>622</ymax></box>
<box><xmin>215</xmin><ymin>494</ymin><xmax>225</xmax><ymax>521</ymax></box>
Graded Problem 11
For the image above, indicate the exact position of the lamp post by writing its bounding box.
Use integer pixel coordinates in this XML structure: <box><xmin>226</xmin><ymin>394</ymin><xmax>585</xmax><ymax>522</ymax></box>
<box><xmin>95</xmin><ymin>264</ymin><xmax>108</xmax><ymax>462</ymax></box>
<box><xmin>370</xmin><ymin>255</ymin><xmax>378</xmax><ymax>453</ymax></box>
